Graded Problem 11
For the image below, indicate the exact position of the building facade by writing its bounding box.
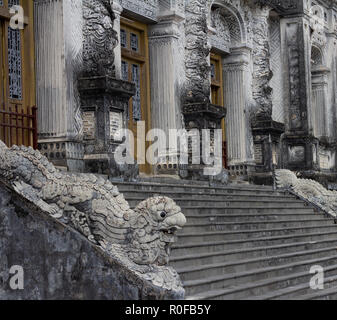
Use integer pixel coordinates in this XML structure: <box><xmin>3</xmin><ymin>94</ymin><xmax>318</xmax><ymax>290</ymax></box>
<box><xmin>1</xmin><ymin>0</ymin><xmax>337</xmax><ymax>185</ymax></box>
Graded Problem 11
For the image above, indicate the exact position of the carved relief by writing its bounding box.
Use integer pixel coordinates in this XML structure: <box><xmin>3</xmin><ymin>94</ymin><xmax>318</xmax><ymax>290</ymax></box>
<box><xmin>184</xmin><ymin>0</ymin><xmax>211</xmax><ymax>103</ymax></box>
<box><xmin>276</xmin><ymin>169</ymin><xmax>337</xmax><ymax>218</ymax></box>
<box><xmin>210</xmin><ymin>8</ymin><xmax>231</xmax><ymax>52</ymax></box>
<box><xmin>120</xmin><ymin>0</ymin><xmax>158</xmax><ymax>21</ymax></box>
<box><xmin>0</xmin><ymin>141</ymin><xmax>186</xmax><ymax>293</ymax></box>
<box><xmin>82</xmin><ymin>0</ymin><xmax>117</xmax><ymax>77</ymax></box>
<box><xmin>251</xmin><ymin>7</ymin><xmax>273</xmax><ymax>122</ymax></box>
<box><xmin>286</xmin><ymin>22</ymin><xmax>302</xmax><ymax>130</ymax></box>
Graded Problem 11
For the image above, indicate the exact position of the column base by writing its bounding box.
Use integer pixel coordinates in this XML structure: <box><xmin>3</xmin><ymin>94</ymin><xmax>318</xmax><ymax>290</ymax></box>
<box><xmin>37</xmin><ymin>140</ymin><xmax>84</xmax><ymax>172</ymax></box>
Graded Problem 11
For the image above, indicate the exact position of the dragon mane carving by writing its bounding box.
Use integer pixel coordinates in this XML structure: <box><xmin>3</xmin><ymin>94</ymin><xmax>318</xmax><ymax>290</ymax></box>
<box><xmin>275</xmin><ymin>169</ymin><xmax>337</xmax><ymax>217</ymax></box>
<box><xmin>82</xmin><ymin>0</ymin><xmax>117</xmax><ymax>77</ymax></box>
<box><xmin>0</xmin><ymin>141</ymin><xmax>187</xmax><ymax>292</ymax></box>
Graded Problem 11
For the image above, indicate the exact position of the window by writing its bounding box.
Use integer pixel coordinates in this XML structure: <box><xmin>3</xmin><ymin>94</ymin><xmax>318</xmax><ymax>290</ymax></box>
<box><xmin>210</xmin><ymin>53</ymin><xmax>223</xmax><ymax>106</ymax></box>
<box><xmin>0</xmin><ymin>0</ymin><xmax>36</xmax><ymax>148</ymax></box>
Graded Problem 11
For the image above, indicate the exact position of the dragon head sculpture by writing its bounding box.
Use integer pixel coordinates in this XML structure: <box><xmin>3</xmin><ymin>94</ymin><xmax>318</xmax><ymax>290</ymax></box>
<box><xmin>130</xmin><ymin>196</ymin><xmax>187</xmax><ymax>266</ymax></box>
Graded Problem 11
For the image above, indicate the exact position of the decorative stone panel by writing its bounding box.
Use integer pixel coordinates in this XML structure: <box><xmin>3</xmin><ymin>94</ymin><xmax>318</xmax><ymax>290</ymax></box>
<box><xmin>120</xmin><ymin>0</ymin><xmax>158</xmax><ymax>22</ymax></box>
<box><xmin>83</xmin><ymin>111</ymin><xmax>96</xmax><ymax>140</ymax></box>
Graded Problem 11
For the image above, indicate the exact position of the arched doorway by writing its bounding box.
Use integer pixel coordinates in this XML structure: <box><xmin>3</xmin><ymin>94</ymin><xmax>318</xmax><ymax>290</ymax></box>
<box><xmin>209</xmin><ymin>1</ymin><xmax>253</xmax><ymax>178</ymax></box>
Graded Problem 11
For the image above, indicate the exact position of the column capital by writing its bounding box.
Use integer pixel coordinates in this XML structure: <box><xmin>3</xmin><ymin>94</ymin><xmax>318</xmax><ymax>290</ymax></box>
<box><xmin>223</xmin><ymin>46</ymin><xmax>252</xmax><ymax>69</ymax></box>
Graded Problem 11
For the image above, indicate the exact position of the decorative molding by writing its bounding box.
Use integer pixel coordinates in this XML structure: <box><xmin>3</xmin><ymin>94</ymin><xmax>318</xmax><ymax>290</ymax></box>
<box><xmin>119</xmin><ymin>0</ymin><xmax>158</xmax><ymax>21</ymax></box>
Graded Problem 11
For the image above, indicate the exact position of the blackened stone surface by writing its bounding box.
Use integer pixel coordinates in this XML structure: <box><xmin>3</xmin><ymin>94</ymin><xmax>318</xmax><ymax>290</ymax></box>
<box><xmin>0</xmin><ymin>185</ymin><xmax>183</xmax><ymax>300</ymax></box>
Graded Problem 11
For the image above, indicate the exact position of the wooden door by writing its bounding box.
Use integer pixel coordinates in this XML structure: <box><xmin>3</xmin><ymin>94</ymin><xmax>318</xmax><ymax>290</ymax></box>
<box><xmin>211</xmin><ymin>52</ymin><xmax>227</xmax><ymax>169</ymax></box>
<box><xmin>121</xmin><ymin>17</ymin><xmax>151</xmax><ymax>174</ymax></box>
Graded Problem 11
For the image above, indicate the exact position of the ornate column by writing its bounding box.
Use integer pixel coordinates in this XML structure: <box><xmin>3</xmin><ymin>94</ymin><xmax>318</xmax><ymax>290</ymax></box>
<box><xmin>112</xmin><ymin>0</ymin><xmax>123</xmax><ymax>80</ymax></box>
<box><xmin>148</xmin><ymin>2</ymin><xmax>185</xmax><ymax>176</ymax></box>
<box><xmin>311</xmin><ymin>66</ymin><xmax>330</xmax><ymax>138</ymax></box>
<box><xmin>34</xmin><ymin>0</ymin><xmax>84</xmax><ymax>172</ymax></box>
<box><xmin>223</xmin><ymin>46</ymin><xmax>254</xmax><ymax>180</ymax></box>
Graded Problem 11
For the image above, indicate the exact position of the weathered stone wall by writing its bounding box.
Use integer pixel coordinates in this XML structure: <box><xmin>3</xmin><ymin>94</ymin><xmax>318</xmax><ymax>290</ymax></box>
<box><xmin>0</xmin><ymin>185</ymin><xmax>184</xmax><ymax>300</ymax></box>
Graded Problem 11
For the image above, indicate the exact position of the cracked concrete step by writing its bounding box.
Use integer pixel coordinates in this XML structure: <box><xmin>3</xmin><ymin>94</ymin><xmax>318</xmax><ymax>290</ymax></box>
<box><xmin>177</xmin><ymin>224</ymin><xmax>337</xmax><ymax>243</ymax></box>
<box><xmin>181</xmin><ymin>218</ymin><xmax>333</xmax><ymax>233</ymax></box>
<box><xmin>172</xmin><ymin>246</ymin><xmax>337</xmax><ymax>274</ymax></box>
<box><xmin>248</xmin><ymin>274</ymin><xmax>337</xmax><ymax>300</ymax></box>
<box><xmin>173</xmin><ymin>230</ymin><xmax>337</xmax><ymax>252</ymax></box>
<box><xmin>185</xmin><ymin>263</ymin><xmax>337</xmax><ymax>300</ymax></box>
<box><xmin>180</xmin><ymin>255</ymin><xmax>337</xmax><ymax>298</ymax></box>
<box><xmin>171</xmin><ymin>237</ymin><xmax>337</xmax><ymax>259</ymax></box>
<box><xmin>127</xmin><ymin>198</ymin><xmax>309</xmax><ymax>209</ymax></box>
<box><xmin>184</xmin><ymin>213</ymin><xmax>326</xmax><ymax>224</ymax></box>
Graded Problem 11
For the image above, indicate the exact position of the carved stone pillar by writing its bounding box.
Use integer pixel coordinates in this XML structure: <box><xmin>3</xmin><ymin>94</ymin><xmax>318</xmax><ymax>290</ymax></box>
<box><xmin>148</xmin><ymin>7</ymin><xmax>185</xmax><ymax>176</ymax></box>
<box><xmin>223</xmin><ymin>46</ymin><xmax>255</xmax><ymax>181</ymax></box>
<box><xmin>34</xmin><ymin>0</ymin><xmax>84</xmax><ymax>172</ymax></box>
<box><xmin>280</xmin><ymin>15</ymin><xmax>316</xmax><ymax>172</ymax></box>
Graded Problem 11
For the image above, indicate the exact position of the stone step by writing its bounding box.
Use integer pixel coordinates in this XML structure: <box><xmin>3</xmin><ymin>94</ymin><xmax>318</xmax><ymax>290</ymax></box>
<box><xmin>121</xmin><ymin>190</ymin><xmax>296</xmax><ymax>202</ymax></box>
<box><xmin>185</xmin><ymin>262</ymin><xmax>337</xmax><ymax>300</ymax></box>
<box><xmin>184</xmin><ymin>213</ymin><xmax>327</xmax><ymax>224</ymax></box>
<box><xmin>294</xmin><ymin>286</ymin><xmax>337</xmax><ymax>300</ymax></box>
<box><xmin>181</xmin><ymin>218</ymin><xmax>332</xmax><ymax>234</ymax></box>
<box><xmin>174</xmin><ymin>230</ymin><xmax>337</xmax><ymax>252</ymax></box>
<box><xmin>178</xmin><ymin>207</ymin><xmax>317</xmax><ymax>215</ymax></box>
<box><xmin>172</xmin><ymin>245</ymin><xmax>337</xmax><ymax>274</ymax></box>
<box><xmin>171</xmin><ymin>237</ymin><xmax>337</xmax><ymax>259</ymax></box>
<box><xmin>181</xmin><ymin>254</ymin><xmax>337</xmax><ymax>298</ymax></box>
<box><xmin>114</xmin><ymin>181</ymin><xmax>283</xmax><ymax>195</ymax></box>
<box><xmin>115</xmin><ymin>179</ymin><xmax>337</xmax><ymax>299</ymax></box>
<box><xmin>177</xmin><ymin>224</ymin><xmax>337</xmax><ymax>243</ymax></box>
<box><xmin>127</xmin><ymin>198</ymin><xmax>308</xmax><ymax>209</ymax></box>
<box><xmin>249</xmin><ymin>274</ymin><xmax>337</xmax><ymax>300</ymax></box>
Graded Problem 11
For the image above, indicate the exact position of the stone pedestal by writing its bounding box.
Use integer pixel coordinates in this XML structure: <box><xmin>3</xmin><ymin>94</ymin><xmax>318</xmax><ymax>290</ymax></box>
<box><xmin>78</xmin><ymin>76</ymin><xmax>135</xmax><ymax>176</ymax></box>
<box><xmin>182</xmin><ymin>102</ymin><xmax>226</xmax><ymax>180</ymax></box>
<box><xmin>34</xmin><ymin>0</ymin><xmax>84</xmax><ymax>171</ymax></box>
<box><xmin>251</xmin><ymin>119</ymin><xmax>285</xmax><ymax>185</ymax></box>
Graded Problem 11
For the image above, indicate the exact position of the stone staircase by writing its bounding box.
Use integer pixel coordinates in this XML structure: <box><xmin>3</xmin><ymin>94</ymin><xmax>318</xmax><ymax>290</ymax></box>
<box><xmin>113</xmin><ymin>179</ymin><xmax>337</xmax><ymax>300</ymax></box>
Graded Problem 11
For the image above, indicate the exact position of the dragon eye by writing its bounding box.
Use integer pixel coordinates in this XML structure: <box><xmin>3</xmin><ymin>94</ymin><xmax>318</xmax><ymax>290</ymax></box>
<box><xmin>160</xmin><ymin>211</ymin><xmax>166</xmax><ymax>218</ymax></box>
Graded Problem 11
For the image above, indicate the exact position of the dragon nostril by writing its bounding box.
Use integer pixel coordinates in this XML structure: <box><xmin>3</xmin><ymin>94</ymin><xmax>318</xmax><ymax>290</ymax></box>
<box><xmin>160</xmin><ymin>211</ymin><xmax>166</xmax><ymax>218</ymax></box>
